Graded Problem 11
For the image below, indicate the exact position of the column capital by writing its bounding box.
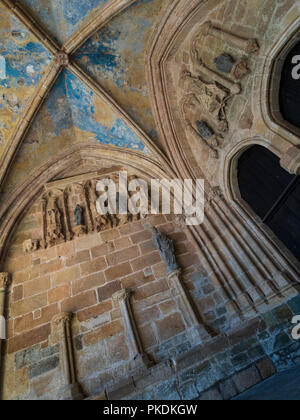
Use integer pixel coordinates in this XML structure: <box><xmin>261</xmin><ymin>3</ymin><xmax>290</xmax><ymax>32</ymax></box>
<box><xmin>112</xmin><ymin>289</ymin><xmax>131</xmax><ymax>302</ymax></box>
<box><xmin>52</xmin><ymin>312</ymin><xmax>72</xmax><ymax>327</ymax></box>
<box><xmin>0</xmin><ymin>273</ymin><xmax>11</xmax><ymax>290</ymax></box>
<box><xmin>167</xmin><ymin>268</ymin><xmax>182</xmax><ymax>281</ymax></box>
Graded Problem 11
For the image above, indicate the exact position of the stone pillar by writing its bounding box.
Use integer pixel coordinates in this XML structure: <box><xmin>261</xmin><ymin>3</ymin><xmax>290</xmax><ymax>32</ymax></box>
<box><xmin>51</xmin><ymin>313</ymin><xmax>83</xmax><ymax>400</ymax></box>
<box><xmin>112</xmin><ymin>289</ymin><xmax>153</xmax><ymax>369</ymax></box>
<box><xmin>0</xmin><ymin>273</ymin><xmax>10</xmax><ymax>372</ymax></box>
<box><xmin>167</xmin><ymin>269</ymin><xmax>211</xmax><ymax>345</ymax></box>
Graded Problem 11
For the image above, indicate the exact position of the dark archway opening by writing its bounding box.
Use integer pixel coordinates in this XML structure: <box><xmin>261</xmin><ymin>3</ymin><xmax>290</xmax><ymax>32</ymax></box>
<box><xmin>279</xmin><ymin>41</ymin><xmax>300</xmax><ymax>129</ymax></box>
<box><xmin>238</xmin><ymin>145</ymin><xmax>300</xmax><ymax>262</ymax></box>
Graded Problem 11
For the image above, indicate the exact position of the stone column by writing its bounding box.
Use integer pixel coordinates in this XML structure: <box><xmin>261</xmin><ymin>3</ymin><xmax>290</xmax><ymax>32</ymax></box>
<box><xmin>51</xmin><ymin>313</ymin><xmax>83</xmax><ymax>400</ymax></box>
<box><xmin>0</xmin><ymin>273</ymin><xmax>10</xmax><ymax>372</ymax></box>
<box><xmin>112</xmin><ymin>289</ymin><xmax>153</xmax><ymax>369</ymax></box>
<box><xmin>167</xmin><ymin>269</ymin><xmax>211</xmax><ymax>345</ymax></box>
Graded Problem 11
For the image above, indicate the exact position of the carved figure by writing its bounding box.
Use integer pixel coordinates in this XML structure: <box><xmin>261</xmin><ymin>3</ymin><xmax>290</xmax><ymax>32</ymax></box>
<box><xmin>152</xmin><ymin>228</ymin><xmax>179</xmax><ymax>273</ymax></box>
<box><xmin>181</xmin><ymin>71</ymin><xmax>229</xmax><ymax>133</ymax></box>
<box><xmin>46</xmin><ymin>196</ymin><xmax>65</xmax><ymax>246</ymax></box>
<box><xmin>74</xmin><ymin>205</ymin><xmax>84</xmax><ymax>226</ymax></box>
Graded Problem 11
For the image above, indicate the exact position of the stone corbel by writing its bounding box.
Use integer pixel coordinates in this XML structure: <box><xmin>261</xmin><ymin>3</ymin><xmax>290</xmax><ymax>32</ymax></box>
<box><xmin>280</xmin><ymin>146</ymin><xmax>300</xmax><ymax>175</ymax></box>
<box><xmin>201</xmin><ymin>21</ymin><xmax>259</xmax><ymax>54</ymax></box>
<box><xmin>23</xmin><ymin>239</ymin><xmax>39</xmax><ymax>254</ymax></box>
<box><xmin>51</xmin><ymin>313</ymin><xmax>84</xmax><ymax>400</ymax></box>
<box><xmin>112</xmin><ymin>289</ymin><xmax>153</xmax><ymax>370</ymax></box>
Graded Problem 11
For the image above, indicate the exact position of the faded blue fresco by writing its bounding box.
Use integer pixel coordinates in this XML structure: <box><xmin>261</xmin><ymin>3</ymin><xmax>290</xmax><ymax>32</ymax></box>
<box><xmin>18</xmin><ymin>0</ymin><xmax>110</xmax><ymax>45</ymax></box>
<box><xmin>0</xmin><ymin>11</ymin><xmax>52</xmax><ymax>145</ymax></box>
<box><xmin>65</xmin><ymin>71</ymin><xmax>147</xmax><ymax>151</ymax></box>
<box><xmin>74</xmin><ymin>0</ymin><xmax>164</xmax><ymax>140</ymax></box>
<box><xmin>0</xmin><ymin>29</ymin><xmax>51</xmax><ymax>89</ymax></box>
<box><xmin>25</xmin><ymin>69</ymin><xmax>148</xmax><ymax>152</ymax></box>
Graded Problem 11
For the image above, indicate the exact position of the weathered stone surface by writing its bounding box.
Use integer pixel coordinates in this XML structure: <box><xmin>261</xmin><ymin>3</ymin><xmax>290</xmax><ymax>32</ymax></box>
<box><xmin>233</xmin><ymin>366</ymin><xmax>261</xmax><ymax>393</ymax></box>
<box><xmin>256</xmin><ymin>358</ymin><xmax>276</xmax><ymax>379</ymax></box>
<box><xmin>29</xmin><ymin>355</ymin><xmax>60</xmax><ymax>379</ymax></box>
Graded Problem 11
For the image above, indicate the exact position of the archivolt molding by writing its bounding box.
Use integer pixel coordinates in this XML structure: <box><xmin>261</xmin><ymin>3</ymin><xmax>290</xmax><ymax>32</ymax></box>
<box><xmin>0</xmin><ymin>143</ymin><xmax>174</xmax><ymax>266</ymax></box>
<box><xmin>147</xmin><ymin>0</ymin><xmax>210</xmax><ymax>181</ymax></box>
<box><xmin>0</xmin><ymin>0</ymin><xmax>168</xmax><ymax>194</ymax></box>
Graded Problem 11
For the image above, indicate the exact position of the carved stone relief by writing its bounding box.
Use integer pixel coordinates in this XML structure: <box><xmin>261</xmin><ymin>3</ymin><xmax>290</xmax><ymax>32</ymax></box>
<box><xmin>179</xmin><ymin>21</ymin><xmax>260</xmax><ymax>158</ymax></box>
<box><xmin>180</xmin><ymin>71</ymin><xmax>230</xmax><ymax>158</ymax></box>
<box><xmin>41</xmin><ymin>173</ymin><xmax>149</xmax><ymax>248</ymax></box>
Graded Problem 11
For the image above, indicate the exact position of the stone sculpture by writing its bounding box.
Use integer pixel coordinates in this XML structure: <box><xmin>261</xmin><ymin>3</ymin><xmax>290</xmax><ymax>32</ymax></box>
<box><xmin>74</xmin><ymin>205</ymin><xmax>84</xmax><ymax>226</ymax></box>
<box><xmin>152</xmin><ymin>227</ymin><xmax>179</xmax><ymax>273</ymax></box>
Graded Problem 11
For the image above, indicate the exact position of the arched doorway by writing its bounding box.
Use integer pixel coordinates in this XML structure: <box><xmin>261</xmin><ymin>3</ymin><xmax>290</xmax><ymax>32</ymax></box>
<box><xmin>238</xmin><ymin>145</ymin><xmax>300</xmax><ymax>261</ymax></box>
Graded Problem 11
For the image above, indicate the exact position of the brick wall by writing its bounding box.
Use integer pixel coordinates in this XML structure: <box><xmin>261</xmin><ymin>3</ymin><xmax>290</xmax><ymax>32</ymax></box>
<box><xmin>3</xmin><ymin>202</ymin><xmax>219</xmax><ymax>399</ymax></box>
<box><xmin>2</xmin><ymin>200</ymin><xmax>300</xmax><ymax>399</ymax></box>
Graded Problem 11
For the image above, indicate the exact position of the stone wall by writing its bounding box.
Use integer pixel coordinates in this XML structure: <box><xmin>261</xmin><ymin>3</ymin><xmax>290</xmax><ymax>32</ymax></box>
<box><xmin>1</xmin><ymin>197</ymin><xmax>299</xmax><ymax>400</ymax></box>
<box><xmin>1</xmin><ymin>202</ymin><xmax>210</xmax><ymax>399</ymax></box>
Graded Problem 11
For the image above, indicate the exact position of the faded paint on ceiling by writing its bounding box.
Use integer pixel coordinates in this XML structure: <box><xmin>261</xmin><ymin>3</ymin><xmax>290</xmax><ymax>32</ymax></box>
<box><xmin>0</xmin><ymin>0</ymin><xmax>171</xmax><ymax>202</ymax></box>
<box><xmin>74</xmin><ymin>0</ymin><xmax>170</xmax><ymax>141</ymax></box>
<box><xmin>0</xmin><ymin>2</ymin><xmax>52</xmax><ymax>154</ymax></box>
<box><xmin>2</xmin><ymin>69</ymin><xmax>148</xmax><ymax>198</ymax></box>
<box><xmin>18</xmin><ymin>0</ymin><xmax>110</xmax><ymax>45</ymax></box>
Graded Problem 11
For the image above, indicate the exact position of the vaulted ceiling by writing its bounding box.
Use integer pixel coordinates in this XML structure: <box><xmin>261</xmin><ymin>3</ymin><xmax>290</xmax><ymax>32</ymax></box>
<box><xmin>0</xmin><ymin>0</ymin><xmax>171</xmax><ymax>202</ymax></box>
